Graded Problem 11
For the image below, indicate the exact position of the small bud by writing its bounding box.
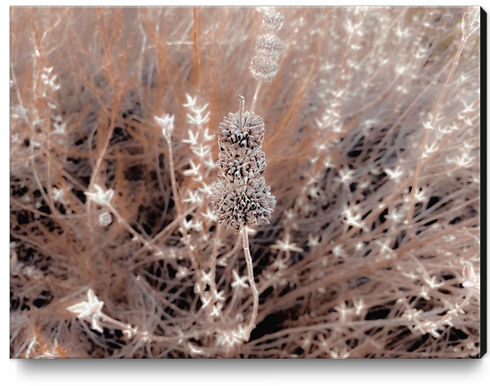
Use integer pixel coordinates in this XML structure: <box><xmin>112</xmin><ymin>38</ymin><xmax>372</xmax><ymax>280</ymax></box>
<box><xmin>262</xmin><ymin>10</ymin><xmax>284</xmax><ymax>31</ymax></box>
<box><xmin>155</xmin><ymin>114</ymin><xmax>175</xmax><ymax>141</ymax></box>
<box><xmin>99</xmin><ymin>212</ymin><xmax>112</xmax><ymax>227</ymax></box>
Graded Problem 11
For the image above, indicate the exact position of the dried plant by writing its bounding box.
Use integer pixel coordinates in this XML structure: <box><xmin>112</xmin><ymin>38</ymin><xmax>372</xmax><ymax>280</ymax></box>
<box><xmin>213</xmin><ymin>96</ymin><xmax>275</xmax><ymax>232</ymax></box>
<box><xmin>213</xmin><ymin>95</ymin><xmax>276</xmax><ymax>338</ymax></box>
<box><xmin>10</xmin><ymin>6</ymin><xmax>481</xmax><ymax>359</ymax></box>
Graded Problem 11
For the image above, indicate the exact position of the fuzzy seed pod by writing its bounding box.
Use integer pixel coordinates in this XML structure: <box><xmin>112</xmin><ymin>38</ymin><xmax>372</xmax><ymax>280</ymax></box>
<box><xmin>255</xmin><ymin>33</ymin><xmax>285</xmax><ymax>57</ymax></box>
<box><xmin>213</xmin><ymin>97</ymin><xmax>275</xmax><ymax>232</ymax></box>
<box><xmin>217</xmin><ymin>151</ymin><xmax>267</xmax><ymax>186</ymax></box>
<box><xmin>212</xmin><ymin>178</ymin><xmax>276</xmax><ymax>232</ymax></box>
<box><xmin>262</xmin><ymin>10</ymin><xmax>284</xmax><ymax>31</ymax></box>
<box><xmin>218</xmin><ymin>111</ymin><xmax>265</xmax><ymax>157</ymax></box>
<box><xmin>249</xmin><ymin>55</ymin><xmax>279</xmax><ymax>82</ymax></box>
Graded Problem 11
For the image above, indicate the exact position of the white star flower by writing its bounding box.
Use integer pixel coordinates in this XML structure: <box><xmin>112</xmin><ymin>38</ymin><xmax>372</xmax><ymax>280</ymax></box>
<box><xmin>154</xmin><ymin>113</ymin><xmax>174</xmax><ymax>141</ymax></box>
<box><xmin>202</xmin><ymin>206</ymin><xmax>217</xmax><ymax>222</ymax></box>
<box><xmin>187</xmin><ymin>110</ymin><xmax>210</xmax><ymax>125</ymax></box>
<box><xmin>182</xmin><ymin>129</ymin><xmax>199</xmax><ymax>146</ymax></box>
<box><xmin>210</xmin><ymin>303</ymin><xmax>223</xmax><ymax>317</ymax></box>
<box><xmin>85</xmin><ymin>185</ymin><xmax>114</xmax><ymax>206</ymax></box>
<box><xmin>183</xmin><ymin>94</ymin><xmax>197</xmax><ymax>108</ymax></box>
<box><xmin>183</xmin><ymin>159</ymin><xmax>201</xmax><ymax>177</ymax></box>
<box><xmin>190</xmin><ymin>144</ymin><xmax>212</xmax><ymax>159</ymax></box>
<box><xmin>183</xmin><ymin>189</ymin><xmax>202</xmax><ymax>204</ymax></box>
<box><xmin>67</xmin><ymin>289</ymin><xmax>104</xmax><ymax>333</ymax></box>
<box><xmin>213</xmin><ymin>289</ymin><xmax>226</xmax><ymax>302</ymax></box>
<box><xmin>385</xmin><ymin>165</ymin><xmax>403</xmax><ymax>180</ymax></box>
<box><xmin>203</xmin><ymin>128</ymin><xmax>215</xmax><ymax>142</ymax></box>
<box><xmin>203</xmin><ymin>157</ymin><xmax>217</xmax><ymax>169</ymax></box>
<box><xmin>271</xmin><ymin>234</ymin><xmax>304</xmax><ymax>253</ymax></box>
<box><xmin>231</xmin><ymin>270</ymin><xmax>249</xmax><ymax>289</ymax></box>
<box><xmin>307</xmin><ymin>234</ymin><xmax>320</xmax><ymax>247</ymax></box>
<box><xmin>342</xmin><ymin>206</ymin><xmax>364</xmax><ymax>228</ymax></box>
<box><xmin>201</xmin><ymin>270</ymin><xmax>212</xmax><ymax>284</ymax></box>
<box><xmin>52</xmin><ymin>187</ymin><xmax>64</xmax><ymax>202</ymax></box>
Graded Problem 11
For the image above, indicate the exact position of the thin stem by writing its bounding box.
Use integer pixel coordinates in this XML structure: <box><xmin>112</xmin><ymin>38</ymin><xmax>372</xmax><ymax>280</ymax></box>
<box><xmin>210</xmin><ymin>224</ymin><xmax>221</xmax><ymax>288</ymax></box>
<box><xmin>406</xmin><ymin>25</ymin><xmax>470</xmax><ymax>235</ymax></box>
<box><xmin>250</xmin><ymin>80</ymin><xmax>262</xmax><ymax>112</ymax></box>
<box><xmin>98</xmin><ymin>312</ymin><xmax>211</xmax><ymax>345</ymax></box>
<box><xmin>127</xmin><ymin>202</ymin><xmax>201</xmax><ymax>269</ymax></box>
<box><xmin>242</xmin><ymin>227</ymin><xmax>258</xmax><ymax>337</ymax></box>
<box><xmin>193</xmin><ymin>7</ymin><xmax>201</xmax><ymax>104</ymax></box>
<box><xmin>238</xmin><ymin>95</ymin><xmax>245</xmax><ymax>128</ymax></box>
<box><xmin>86</xmin><ymin>115</ymin><xmax>116</xmax><ymax>248</ymax></box>
<box><xmin>166</xmin><ymin>139</ymin><xmax>182</xmax><ymax>218</ymax></box>
<box><xmin>155</xmin><ymin>142</ymin><xmax>167</xmax><ymax>201</ymax></box>
<box><xmin>217</xmin><ymin>234</ymin><xmax>242</xmax><ymax>265</ymax></box>
<box><xmin>165</xmin><ymin>135</ymin><xmax>202</xmax><ymax>313</ymax></box>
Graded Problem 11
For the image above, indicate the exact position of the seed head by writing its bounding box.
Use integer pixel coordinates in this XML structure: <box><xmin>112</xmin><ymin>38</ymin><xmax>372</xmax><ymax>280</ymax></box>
<box><xmin>217</xmin><ymin>151</ymin><xmax>267</xmax><ymax>186</ymax></box>
<box><xmin>262</xmin><ymin>10</ymin><xmax>284</xmax><ymax>31</ymax></box>
<box><xmin>212</xmin><ymin>177</ymin><xmax>276</xmax><ymax>232</ymax></box>
<box><xmin>249</xmin><ymin>55</ymin><xmax>279</xmax><ymax>82</ymax></box>
<box><xmin>256</xmin><ymin>33</ymin><xmax>285</xmax><ymax>57</ymax></box>
<box><xmin>218</xmin><ymin>111</ymin><xmax>265</xmax><ymax>157</ymax></box>
<box><xmin>213</xmin><ymin>96</ymin><xmax>275</xmax><ymax>233</ymax></box>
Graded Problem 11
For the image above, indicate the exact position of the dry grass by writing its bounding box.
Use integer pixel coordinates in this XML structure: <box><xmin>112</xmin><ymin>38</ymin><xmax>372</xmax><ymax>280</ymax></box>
<box><xmin>10</xmin><ymin>6</ymin><xmax>481</xmax><ymax>358</ymax></box>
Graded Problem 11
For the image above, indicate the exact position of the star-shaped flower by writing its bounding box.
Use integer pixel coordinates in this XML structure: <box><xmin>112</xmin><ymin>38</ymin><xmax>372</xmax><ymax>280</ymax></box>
<box><xmin>155</xmin><ymin>114</ymin><xmax>174</xmax><ymax>141</ymax></box>
<box><xmin>52</xmin><ymin>187</ymin><xmax>64</xmax><ymax>202</ymax></box>
<box><xmin>271</xmin><ymin>234</ymin><xmax>304</xmax><ymax>253</ymax></box>
<box><xmin>85</xmin><ymin>185</ymin><xmax>114</xmax><ymax>206</ymax></box>
<box><xmin>231</xmin><ymin>270</ymin><xmax>248</xmax><ymax>289</ymax></box>
<box><xmin>307</xmin><ymin>234</ymin><xmax>320</xmax><ymax>247</ymax></box>
<box><xmin>67</xmin><ymin>289</ymin><xmax>104</xmax><ymax>333</ymax></box>
<box><xmin>183</xmin><ymin>94</ymin><xmax>197</xmax><ymax>108</ymax></box>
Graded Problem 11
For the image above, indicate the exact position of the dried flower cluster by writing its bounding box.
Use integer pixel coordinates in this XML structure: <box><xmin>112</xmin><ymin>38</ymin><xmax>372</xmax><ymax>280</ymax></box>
<box><xmin>250</xmin><ymin>7</ymin><xmax>285</xmax><ymax>82</ymax></box>
<box><xmin>213</xmin><ymin>101</ymin><xmax>275</xmax><ymax>232</ymax></box>
<box><xmin>10</xmin><ymin>6</ymin><xmax>481</xmax><ymax>359</ymax></box>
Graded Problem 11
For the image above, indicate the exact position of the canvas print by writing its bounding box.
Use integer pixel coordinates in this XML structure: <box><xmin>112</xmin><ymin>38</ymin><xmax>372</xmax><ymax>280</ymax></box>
<box><xmin>10</xmin><ymin>6</ymin><xmax>482</xmax><ymax>359</ymax></box>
